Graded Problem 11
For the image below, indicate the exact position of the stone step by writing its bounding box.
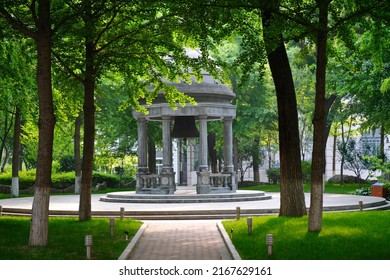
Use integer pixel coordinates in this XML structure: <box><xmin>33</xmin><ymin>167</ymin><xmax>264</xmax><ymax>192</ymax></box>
<box><xmin>99</xmin><ymin>194</ymin><xmax>272</xmax><ymax>204</ymax></box>
<box><xmin>100</xmin><ymin>190</ymin><xmax>271</xmax><ymax>203</ymax></box>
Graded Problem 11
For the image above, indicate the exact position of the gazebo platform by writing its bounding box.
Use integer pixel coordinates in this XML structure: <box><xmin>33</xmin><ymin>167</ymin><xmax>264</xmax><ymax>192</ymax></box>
<box><xmin>99</xmin><ymin>187</ymin><xmax>271</xmax><ymax>203</ymax></box>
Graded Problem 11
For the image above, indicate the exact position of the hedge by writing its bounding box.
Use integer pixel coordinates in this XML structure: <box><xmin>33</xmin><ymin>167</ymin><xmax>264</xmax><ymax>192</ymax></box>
<box><xmin>0</xmin><ymin>170</ymin><xmax>121</xmax><ymax>191</ymax></box>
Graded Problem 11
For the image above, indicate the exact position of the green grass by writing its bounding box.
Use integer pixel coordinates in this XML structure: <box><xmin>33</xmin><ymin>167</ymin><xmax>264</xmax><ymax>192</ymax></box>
<box><xmin>0</xmin><ymin>216</ymin><xmax>142</xmax><ymax>260</ymax></box>
<box><xmin>240</xmin><ymin>182</ymin><xmax>368</xmax><ymax>194</ymax></box>
<box><xmin>223</xmin><ymin>211</ymin><xmax>390</xmax><ymax>260</ymax></box>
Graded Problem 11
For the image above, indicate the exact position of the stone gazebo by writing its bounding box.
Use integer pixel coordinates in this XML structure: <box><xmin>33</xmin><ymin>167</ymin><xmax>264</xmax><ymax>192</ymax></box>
<box><xmin>133</xmin><ymin>70</ymin><xmax>237</xmax><ymax>195</ymax></box>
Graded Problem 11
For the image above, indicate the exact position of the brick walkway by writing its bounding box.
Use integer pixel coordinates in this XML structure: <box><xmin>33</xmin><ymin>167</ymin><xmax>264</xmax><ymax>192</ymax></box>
<box><xmin>128</xmin><ymin>221</ymin><xmax>232</xmax><ymax>260</ymax></box>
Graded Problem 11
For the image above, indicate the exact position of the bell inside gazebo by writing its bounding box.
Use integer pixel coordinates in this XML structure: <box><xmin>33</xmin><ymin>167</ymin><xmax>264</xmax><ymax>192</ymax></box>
<box><xmin>171</xmin><ymin>116</ymin><xmax>199</xmax><ymax>139</ymax></box>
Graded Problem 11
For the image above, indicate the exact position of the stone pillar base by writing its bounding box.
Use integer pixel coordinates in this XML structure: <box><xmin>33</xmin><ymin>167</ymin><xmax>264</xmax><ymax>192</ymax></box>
<box><xmin>160</xmin><ymin>172</ymin><xmax>176</xmax><ymax>194</ymax></box>
<box><xmin>196</xmin><ymin>185</ymin><xmax>211</xmax><ymax>194</ymax></box>
<box><xmin>225</xmin><ymin>171</ymin><xmax>237</xmax><ymax>192</ymax></box>
<box><xmin>196</xmin><ymin>171</ymin><xmax>211</xmax><ymax>194</ymax></box>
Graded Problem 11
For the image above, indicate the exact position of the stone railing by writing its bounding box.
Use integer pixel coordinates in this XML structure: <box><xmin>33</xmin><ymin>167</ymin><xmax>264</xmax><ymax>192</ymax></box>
<box><xmin>210</xmin><ymin>173</ymin><xmax>231</xmax><ymax>189</ymax></box>
<box><xmin>140</xmin><ymin>174</ymin><xmax>160</xmax><ymax>189</ymax></box>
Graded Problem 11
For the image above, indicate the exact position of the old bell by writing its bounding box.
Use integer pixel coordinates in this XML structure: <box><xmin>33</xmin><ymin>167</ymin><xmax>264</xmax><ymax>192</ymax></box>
<box><xmin>171</xmin><ymin>116</ymin><xmax>199</xmax><ymax>138</ymax></box>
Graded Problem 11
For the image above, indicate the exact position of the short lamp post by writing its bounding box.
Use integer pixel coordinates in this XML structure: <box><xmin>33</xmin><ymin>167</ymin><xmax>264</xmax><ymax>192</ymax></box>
<box><xmin>85</xmin><ymin>235</ymin><xmax>93</xmax><ymax>260</ymax></box>
<box><xmin>236</xmin><ymin>206</ymin><xmax>240</xmax><ymax>220</ymax></box>
<box><xmin>120</xmin><ymin>207</ymin><xmax>125</xmax><ymax>220</ymax></box>
<box><xmin>247</xmin><ymin>217</ymin><xmax>253</xmax><ymax>235</ymax></box>
<box><xmin>110</xmin><ymin>218</ymin><xmax>115</xmax><ymax>237</ymax></box>
<box><xmin>266</xmin><ymin>234</ymin><xmax>273</xmax><ymax>257</ymax></box>
<box><xmin>124</xmin><ymin>230</ymin><xmax>129</xmax><ymax>241</ymax></box>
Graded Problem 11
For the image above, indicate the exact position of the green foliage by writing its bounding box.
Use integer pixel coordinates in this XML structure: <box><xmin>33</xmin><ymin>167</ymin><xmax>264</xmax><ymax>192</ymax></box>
<box><xmin>0</xmin><ymin>170</ymin><xmax>36</xmax><ymax>190</ymax></box>
<box><xmin>50</xmin><ymin>172</ymin><xmax>75</xmax><ymax>189</ymax></box>
<box><xmin>352</xmin><ymin>186</ymin><xmax>371</xmax><ymax>196</ymax></box>
<box><xmin>92</xmin><ymin>172</ymin><xmax>120</xmax><ymax>188</ymax></box>
<box><xmin>337</xmin><ymin>138</ymin><xmax>376</xmax><ymax>180</ymax></box>
<box><xmin>266</xmin><ymin>167</ymin><xmax>280</xmax><ymax>184</ymax></box>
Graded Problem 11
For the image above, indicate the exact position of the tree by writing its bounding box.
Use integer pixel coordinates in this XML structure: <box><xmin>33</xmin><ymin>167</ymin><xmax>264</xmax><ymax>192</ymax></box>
<box><xmin>53</xmin><ymin>1</ymin><xmax>220</xmax><ymax>220</ymax></box>
<box><xmin>214</xmin><ymin>37</ymin><xmax>277</xmax><ymax>184</ymax></box>
<box><xmin>0</xmin><ymin>38</ymin><xmax>35</xmax><ymax>198</ymax></box>
<box><xmin>261</xmin><ymin>4</ymin><xmax>307</xmax><ymax>216</ymax></box>
<box><xmin>1</xmin><ymin>0</ymin><xmax>56</xmax><ymax>246</ymax></box>
<box><xmin>337</xmin><ymin>138</ymin><xmax>376</xmax><ymax>182</ymax></box>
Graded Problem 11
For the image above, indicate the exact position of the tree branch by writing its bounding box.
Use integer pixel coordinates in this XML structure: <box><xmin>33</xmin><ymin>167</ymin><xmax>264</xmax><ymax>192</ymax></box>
<box><xmin>0</xmin><ymin>7</ymin><xmax>37</xmax><ymax>39</ymax></box>
<box><xmin>52</xmin><ymin>50</ymin><xmax>84</xmax><ymax>84</ymax></box>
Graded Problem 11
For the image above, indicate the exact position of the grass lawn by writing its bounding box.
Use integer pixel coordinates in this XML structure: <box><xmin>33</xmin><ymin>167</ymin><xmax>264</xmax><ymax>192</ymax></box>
<box><xmin>0</xmin><ymin>216</ymin><xmax>142</xmax><ymax>260</ymax></box>
<box><xmin>223</xmin><ymin>211</ymin><xmax>390</xmax><ymax>260</ymax></box>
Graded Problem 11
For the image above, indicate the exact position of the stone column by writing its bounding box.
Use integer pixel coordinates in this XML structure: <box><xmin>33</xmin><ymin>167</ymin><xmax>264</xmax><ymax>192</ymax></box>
<box><xmin>223</xmin><ymin>116</ymin><xmax>236</xmax><ymax>192</ymax></box>
<box><xmin>199</xmin><ymin>115</ymin><xmax>208</xmax><ymax>171</ymax></box>
<box><xmin>197</xmin><ymin>115</ymin><xmax>211</xmax><ymax>194</ymax></box>
<box><xmin>160</xmin><ymin>116</ymin><xmax>175</xmax><ymax>194</ymax></box>
<box><xmin>162</xmin><ymin>116</ymin><xmax>173</xmax><ymax>171</ymax></box>
<box><xmin>223</xmin><ymin>117</ymin><xmax>234</xmax><ymax>172</ymax></box>
<box><xmin>136</xmin><ymin>118</ymin><xmax>148</xmax><ymax>193</ymax></box>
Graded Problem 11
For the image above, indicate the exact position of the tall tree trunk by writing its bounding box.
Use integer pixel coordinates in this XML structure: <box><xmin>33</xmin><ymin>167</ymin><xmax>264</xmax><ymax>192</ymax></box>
<box><xmin>233</xmin><ymin>136</ymin><xmax>239</xmax><ymax>172</ymax></box>
<box><xmin>252</xmin><ymin>136</ymin><xmax>260</xmax><ymax>182</ymax></box>
<box><xmin>1</xmin><ymin>147</ymin><xmax>10</xmax><ymax>173</ymax></box>
<box><xmin>0</xmin><ymin>111</ymin><xmax>13</xmax><ymax>170</ymax></box>
<box><xmin>208</xmin><ymin>132</ymin><xmax>218</xmax><ymax>173</ymax></box>
<box><xmin>29</xmin><ymin>0</ymin><xmax>56</xmax><ymax>246</ymax></box>
<box><xmin>148</xmin><ymin>137</ymin><xmax>156</xmax><ymax>174</ymax></box>
<box><xmin>340</xmin><ymin>122</ymin><xmax>345</xmax><ymax>184</ymax></box>
<box><xmin>74</xmin><ymin>114</ymin><xmax>82</xmax><ymax>194</ymax></box>
<box><xmin>380</xmin><ymin>124</ymin><xmax>385</xmax><ymax>164</ymax></box>
<box><xmin>332</xmin><ymin>128</ymin><xmax>337</xmax><ymax>177</ymax></box>
<box><xmin>308</xmin><ymin>0</ymin><xmax>329</xmax><ymax>232</ymax></box>
<box><xmin>262</xmin><ymin>8</ymin><xmax>306</xmax><ymax>217</ymax></box>
<box><xmin>12</xmin><ymin>107</ymin><xmax>22</xmax><ymax>197</ymax></box>
<box><xmin>79</xmin><ymin>1</ymin><xmax>96</xmax><ymax>221</ymax></box>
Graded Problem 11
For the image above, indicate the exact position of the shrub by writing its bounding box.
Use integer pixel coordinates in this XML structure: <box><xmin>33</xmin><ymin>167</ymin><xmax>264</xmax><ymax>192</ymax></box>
<box><xmin>352</xmin><ymin>186</ymin><xmax>371</xmax><ymax>196</ymax></box>
<box><xmin>266</xmin><ymin>167</ymin><xmax>280</xmax><ymax>184</ymax></box>
<box><xmin>51</xmin><ymin>172</ymin><xmax>75</xmax><ymax>189</ymax></box>
<box><xmin>0</xmin><ymin>170</ymin><xmax>36</xmax><ymax>190</ymax></box>
<box><xmin>92</xmin><ymin>171</ymin><xmax>120</xmax><ymax>188</ymax></box>
<box><xmin>0</xmin><ymin>170</ymin><xmax>122</xmax><ymax>192</ymax></box>
<box><xmin>59</xmin><ymin>155</ymin><xmax>75</xmax><ymax>172</ymax></box>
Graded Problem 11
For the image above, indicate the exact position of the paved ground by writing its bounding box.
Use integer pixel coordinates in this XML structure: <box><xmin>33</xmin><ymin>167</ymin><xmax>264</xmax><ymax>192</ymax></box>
<box><xmin>1</xmin><ymin>192</ymin><xmax>386</xmax><ymax>212</ymax></box>
<box><xmin>127</xmin><ymin>220</ymin><xmax>232</xmax><ymax>260</ymax></box>
<box><xmin>1</xmin><ymin>191</ymin><xmax>388</xmax><ymax>260</ymax></box>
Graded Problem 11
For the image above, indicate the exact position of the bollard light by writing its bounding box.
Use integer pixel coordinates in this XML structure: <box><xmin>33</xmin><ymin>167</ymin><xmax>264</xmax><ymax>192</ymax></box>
<box><xmin>236</xmin><ymin>206</ymin><xmax>240</xmax><ymax>220</ymax></box>
<box><xmin>247</xmin><ymin>217</ymin><xmax>253</xmax><ymax>235</ymax></box>
<box><xmin>120</xmin><ymin>207</ymin><xmax>125</xmax><ymax>220</ymax></box>
<box><xmin>124</xmin><ymin>230</ymin><xmax>129</xmax><ymax>241</ymax></box>
<box><xmin>110</xmin><ymin>218</ymin><xmax>115</xmax><ymax>237</ymax></box>
<box><xmin>266</xmin><ymin>234</ymin><xmax>274</xmax><ymax>257</ymax></box>
<box><xmin>0</xmin><ymin>205</ymin><xmax>2</xmax><ymax>217</ymax></box>
<box><xmin>230</xmin><ymin>228</ymin><xmax>234</xmax><ymax>239</ymax></box>
<box><xmin>85</xmin><ymin>235</ymin><xmax>93</xmax><ymax>260</ymax></box>
<box><xmin>359</xmin><ymin>200</ymin><xmax>363</xmax><ymax>211</ymax></box>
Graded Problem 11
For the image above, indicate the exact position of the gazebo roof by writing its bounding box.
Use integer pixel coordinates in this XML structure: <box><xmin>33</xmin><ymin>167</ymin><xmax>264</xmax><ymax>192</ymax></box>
<box><xmin>133</xmin><ymin>69</ymin><xmax>236</xmax><ymax>121</ymax></box>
